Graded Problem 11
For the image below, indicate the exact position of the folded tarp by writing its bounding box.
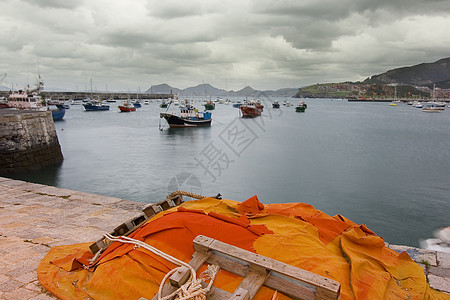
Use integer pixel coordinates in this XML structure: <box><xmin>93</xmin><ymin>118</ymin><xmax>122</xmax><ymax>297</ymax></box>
<box><xmin>38</xmin><ymin>195</ymin><xmax>449</xmax><ymax>299</ymax></box>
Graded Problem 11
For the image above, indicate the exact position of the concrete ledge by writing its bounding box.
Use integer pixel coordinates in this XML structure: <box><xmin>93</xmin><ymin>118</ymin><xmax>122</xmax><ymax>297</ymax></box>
<box><xmin>0</xmin><ymin>177</ymin><xmax>146</xmax><ymax>299</ymax></box>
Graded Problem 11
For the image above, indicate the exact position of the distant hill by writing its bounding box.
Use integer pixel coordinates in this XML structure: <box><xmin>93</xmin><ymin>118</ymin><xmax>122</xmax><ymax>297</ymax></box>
<box><xmin>364</xmin><ymin>57</ymin><xmax>450</xmax><ymax>88</ymax></box>
<box><xmin>144</xmin><ymin>83</ymin><xmax>298</xmax><ymax>98</ymax></box>
<box><xmin>0</xmin><ymin>85</ymin><xmax>10</xmax><ymax>91</ymax></box>
<box><xmin>181</xmin><ymin>83</ymin><xmax>228</xmax><ymax>97</ymax></box>
<box><xmin>145</xmin><ymin>83</ymin><xmax>181</xmax><ymax>95</ymax></box>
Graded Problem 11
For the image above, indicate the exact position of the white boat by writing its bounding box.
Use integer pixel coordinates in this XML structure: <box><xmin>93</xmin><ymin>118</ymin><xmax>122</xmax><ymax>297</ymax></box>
<box><xmin>7</xmin><ymin>75</ymin><xmax>44</xmax><ymax>109</ymax></box>
<box><xmin>422</xmin><ymin>104</ymin><xmax>441</xmax><ymax>113</ymax></box>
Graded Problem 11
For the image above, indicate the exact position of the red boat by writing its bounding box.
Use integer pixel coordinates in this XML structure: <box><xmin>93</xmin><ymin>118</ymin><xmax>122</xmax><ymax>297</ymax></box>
<box><xmin>239</xmin><ymin>101</ymin><xmax>264</xmax><ymax>118</ymax></box>
<box><xmin>118</xmin><ymin>101</ymin><xmax>136</xmax><ymax>112</ymax></box>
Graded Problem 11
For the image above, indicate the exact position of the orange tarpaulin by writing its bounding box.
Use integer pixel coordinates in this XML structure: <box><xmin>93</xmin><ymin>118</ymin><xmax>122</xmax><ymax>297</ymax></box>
<box><xmin>38</xmin><ymin>196</ymin><xmax>449</xmax><ymax>299</ymax></box>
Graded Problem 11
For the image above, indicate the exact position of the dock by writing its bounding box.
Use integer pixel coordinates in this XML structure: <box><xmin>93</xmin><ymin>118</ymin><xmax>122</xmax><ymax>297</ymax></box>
<box><xmin>0</xmin><ymin>176</ymin><xmax>448</xmax><ymax>299</ymax></box>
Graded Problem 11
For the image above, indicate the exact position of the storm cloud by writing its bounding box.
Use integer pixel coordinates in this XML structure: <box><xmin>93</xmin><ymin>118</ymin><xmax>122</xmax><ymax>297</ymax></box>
<box><xmin>1</xmin><ymin>0</ymin><xmax>449</xmax><ymax>91</ymax></box>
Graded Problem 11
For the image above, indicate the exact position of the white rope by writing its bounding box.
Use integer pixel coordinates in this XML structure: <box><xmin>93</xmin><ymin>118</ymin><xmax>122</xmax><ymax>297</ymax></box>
<box><xmin>103</xmin><ymin>234</ymin><xmax>219</xmax><ymax>300</ymax></box>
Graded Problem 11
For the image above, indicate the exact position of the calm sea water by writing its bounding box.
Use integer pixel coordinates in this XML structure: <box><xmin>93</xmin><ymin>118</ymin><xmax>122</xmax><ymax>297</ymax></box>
<box><xmin>9</xmin><ymin>98</ymin><xmax>450</xmax><ymax>247</ymax></box>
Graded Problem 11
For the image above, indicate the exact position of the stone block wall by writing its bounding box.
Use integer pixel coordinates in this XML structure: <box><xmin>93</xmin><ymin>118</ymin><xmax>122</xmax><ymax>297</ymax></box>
<box><xmin>0</xmin><ymin>110</ymin><xmax>63</xmax><ymax>175</ymax></box>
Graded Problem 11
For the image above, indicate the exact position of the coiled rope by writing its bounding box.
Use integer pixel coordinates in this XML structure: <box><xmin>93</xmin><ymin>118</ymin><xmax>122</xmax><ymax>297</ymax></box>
<box><xmin>103</xmin><ymin>233</ymin><xmax>219</xmax><ymax>300</ymax></box>
<box><xmin>166</xmin><ymin>190</ymin><xmax>205</xmax><ymax>201</ymax></box>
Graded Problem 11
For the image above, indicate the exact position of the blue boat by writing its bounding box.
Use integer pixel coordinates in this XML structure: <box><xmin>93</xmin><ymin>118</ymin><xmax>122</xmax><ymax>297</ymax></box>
<box><xmin>50</xmin><ymin>104</ymin><xmax>65</xmax><ymax>121</ymax></box>
<box><xmin>133</xmin><ymin>101</ymin><xmax>142</xmax><ymax>108</ymax></box>
<box><xmin>83</xmin><ymin>101</ymin><xmax>110</xmax><ymax>111</ymax></box>
<box><xmin>232</xmin><ymin>101</ymin><xmax>242</xmax><ymax>108</ymax></box>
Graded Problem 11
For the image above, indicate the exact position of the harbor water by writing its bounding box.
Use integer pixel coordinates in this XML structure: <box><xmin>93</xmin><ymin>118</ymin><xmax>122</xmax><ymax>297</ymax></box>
<box><xmin>9</xmin><ymin>98</ymin><xmax>450</xmax><ymax>248</ymax></box>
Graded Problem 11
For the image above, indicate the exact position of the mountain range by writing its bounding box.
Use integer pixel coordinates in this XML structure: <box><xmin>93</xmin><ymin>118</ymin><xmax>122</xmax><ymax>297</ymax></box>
<box><xmin>144</xmin><ymin>83</ymin><xmax>299</xmax><ymax>98</ymax></box>
<box><xmin>363</xmin><ymin>57</ymin><xmax>450</xmax><ymax>88</ymax></box>
<box><xmin>3</xmin><ymin>57</ymin><xmax>448</xmax><ymax>95</ymax></box>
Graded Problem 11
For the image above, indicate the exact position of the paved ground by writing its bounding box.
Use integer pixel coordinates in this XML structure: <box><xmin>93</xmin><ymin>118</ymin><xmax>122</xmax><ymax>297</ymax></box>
<box><xmin>0</xmin><ymin>177</ymin><xmax>145</xmax><ymax>299</ymax></box>
<box><xmin>0</xmin><ymin>176</ymin><xmax>448</xmax><ymax>299</ymax></box>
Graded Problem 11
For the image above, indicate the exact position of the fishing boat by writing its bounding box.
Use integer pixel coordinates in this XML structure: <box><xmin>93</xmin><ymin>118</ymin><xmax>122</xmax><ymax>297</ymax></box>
<box><xmin>118</xmin><ymin>100</ymin><xmax>136</xmax><ymax>112</ymax></box>
<box><xmin>8</xmin><ymin>76</ymin><xmax>44</xmax><ymax>109</ymax></box>
<box><xmin>239</xmin><ymin>101</ymin><xmax>263</xmax><ymax>118</ymax></box>
<box><xmin>295</xmin><ymin>100</ymin><xmax>307</xmax><ymax>112</ymax></box>
<box><xmin>160</xmin><ymin>99</ymin><xmax>212</xmax><ymax>128</ymax></box>
<box><xmin>232</xmin><ymin>101</ymin><xmax>242</xmax><ymax>108</ymax></box>
<box><xmin>0</xmin><ymin>97</ymin><xmax>12</xmax><ymax>108</ymax></box>
<box><xmin>83</xmin><ymin>100</ymin><xmax>110</xmax><ymax>111</ymax></box>
<box><xmin>283</xmin><ymin>100</ymin><xmax>292</xmax><ymax>107</ymax></box>
<box><xmin>204</xmin><ymin>100</ymin><xmax>215</xmax><ymax>110</ymax></box>
<box><xmin>49</xmin><ymin>104</ymin><xmax>65</xmax><ymax>121</ymax></box>
<box><xmin>132</xmin><ymin>100</ymin><xmax>142</xmax><ymax>108</ymax></box>
<box><xmin>422</xmin><ymin>103</ymin><xmax>441</xmax><ymax>113</ymax></box>
<box><xmin>160</xmin><ymin>99</ymin><xmax>169</xmax><ymax>108</ymax></box>
<box><xmin>272</xmin><ymin>101</ymin><xmax>280</xmax><ymax>108</ymax></box>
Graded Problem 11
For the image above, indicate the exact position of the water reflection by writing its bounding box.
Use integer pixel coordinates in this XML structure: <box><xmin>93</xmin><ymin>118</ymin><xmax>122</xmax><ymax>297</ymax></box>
<box><xmin>8</xmin><ymin>164</ymin><xmax>62</xmax><ymax>187</ymax></box>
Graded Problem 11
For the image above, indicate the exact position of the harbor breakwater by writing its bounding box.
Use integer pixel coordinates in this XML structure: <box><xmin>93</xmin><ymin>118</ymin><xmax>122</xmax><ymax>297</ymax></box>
<box><xmin>0</xmin><ymin>110</ymin><xmax>63</xmax><ymax>175</ymax></box>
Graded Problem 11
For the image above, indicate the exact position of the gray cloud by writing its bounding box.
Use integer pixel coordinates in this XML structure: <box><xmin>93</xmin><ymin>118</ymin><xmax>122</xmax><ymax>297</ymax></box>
<box><xmin>0</xmin><ymin>0</ymin><xmax>449</xmax><ymax>91</ymax></box>
<box><xmin>21</xmin><ymin>0</ymin><xmax>85</xmax><ymax>10</ymax></box>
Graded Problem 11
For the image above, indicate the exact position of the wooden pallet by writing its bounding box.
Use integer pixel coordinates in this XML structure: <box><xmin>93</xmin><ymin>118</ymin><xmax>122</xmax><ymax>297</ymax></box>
<box><xmin>153</xmin><ymin>235</ymin><xmax>341</xmax><ymax>300</ymax></box>
<box><xmin>89</xmin><ymin>195</ymin><xmax>184</xmax><ymax>255</ymax></box>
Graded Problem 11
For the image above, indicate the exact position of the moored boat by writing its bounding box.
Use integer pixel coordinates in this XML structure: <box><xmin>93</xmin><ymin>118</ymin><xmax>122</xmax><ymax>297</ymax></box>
<box><xmin>272</xmin><ymin>101</ymin><xmax>280</xmax><ymax>108</ymax></box>
<box><xmin>118</xmin><ymin>100</ymin><xmax>136</xmax><ymax>112</ymax></box>
<box><xmin>132</xmin><ymin>100</ymin><xmax>142</xmax><ymax>108</ymax></box>
<box><xmin>295</xmin><ymin>100</ymin><xmax>307</xmax><ymax>112</ymax></box>
<box><xmin>232</xmin><ymin>101</ymin><xmax>242</xmax><ymax>108</ymax></box>
<box><xmin>239</xmin><ymin>101</ymin><xmax>263</xmax><ymax>118</ymax></box>
<box><xmin>160</xmin><ymin>99</ymin><xmax>169</xmax><ymax>108</ymax></box>
<box><xmin>49</xmin><ymin>104</ymin><xmax>65</xmax><ymax>121</ymax></box>
<box><xmin>204</xmin><ymin>101</ymin><xmax>215</xmax><ymax>110</ymax></box>
<box><xmin>422</xmin><ymin>104</ymin><xmax>441</xmax><ymax>113</ymax></box>
<box><xmin>160</xmin><ymin>99</ymin><xmax>212</xmax><ymax>128</ymax></box>
<box><xmin>83</xmin><ymin>100</ymin><xmax>110</xmax><ymax>111</ymax></box>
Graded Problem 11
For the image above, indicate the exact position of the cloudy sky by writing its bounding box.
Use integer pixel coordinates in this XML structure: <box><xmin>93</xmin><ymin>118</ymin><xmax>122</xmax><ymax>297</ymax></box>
<box><xmin>1</xmin><ymin>0</ymin><xmax>450</xmax><ymax>92</ymax></box>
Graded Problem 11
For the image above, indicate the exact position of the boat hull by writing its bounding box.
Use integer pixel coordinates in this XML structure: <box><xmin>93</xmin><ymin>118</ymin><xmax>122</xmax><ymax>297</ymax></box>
<box><xmin>160</xmin><ymin>113</ymin><xmax>212</xmax><ymax>128</ymax></box>
<box><xmin>239</xmin><ymin>106</ymin><xmax>262</xmax><ymax>118</ymax></box>
<box><xmin>118</xmin><ymin>105</ymin><xmax>136</xmax><ymax>112</ymax></box>
<box><xmin>83</xmin><ymin>104</ymin><xmax>110</xmax><ymax>111</ymax></box>
<box><xmin>51</xmin><ymin>105</ymin><xmax>65</xmax><ymax>121</ymax></box>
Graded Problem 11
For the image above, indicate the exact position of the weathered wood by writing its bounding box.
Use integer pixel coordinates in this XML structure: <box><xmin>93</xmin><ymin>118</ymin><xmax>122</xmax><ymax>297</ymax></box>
<box><xmin>230</xmin><ymin>287</ymin><xmax>250</xmax><ymax>300</ymax></box>
<box><xmin>91</xmin><ymin>197</ymin><xmax>185</xmax><ymax>255</ymax></box>
<box><xmin>232</xmin><ymin>267</ymin><xmax>267</xmax><ymax>299</ymax></box>
<box><xmin>192</xmin><ymin>235</ymin><xmax>340</xmax><ymax>300</ymax></box>
<box><xmin>169</xmin><ymin>266</ymin><xmax>190</xmax><ymax>288</ymax></box>
<box><xmin>264</xmin><ymin>271</ymin><xmax>315</xmax><ymax>299</ymax></box>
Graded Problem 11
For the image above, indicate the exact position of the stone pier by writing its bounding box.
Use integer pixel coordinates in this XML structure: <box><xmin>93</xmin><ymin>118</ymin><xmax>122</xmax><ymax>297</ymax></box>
<box><xmin>0</xmin><ymin>110</ymin><xmax>63</xmax><ymax>176</ymax></box>
<box><xmin>0</xmin><ymin>177</ymin><xmax>448</xmax><ymax>299</ymax></box>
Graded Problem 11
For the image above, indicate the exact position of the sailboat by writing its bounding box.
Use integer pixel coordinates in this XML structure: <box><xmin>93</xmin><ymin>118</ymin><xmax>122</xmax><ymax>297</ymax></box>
<box><xmin>82</xmin><ymin>79</ymin><xmax>109</xmax><ymax>111</ymax></box>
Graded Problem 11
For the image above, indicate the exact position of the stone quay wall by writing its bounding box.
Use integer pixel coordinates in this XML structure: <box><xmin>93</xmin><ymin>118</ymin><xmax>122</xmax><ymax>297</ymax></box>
<box><xmin>0</xmin><ymin>110</ymin><xmax>63</xmax><ymax>175</ymax></box>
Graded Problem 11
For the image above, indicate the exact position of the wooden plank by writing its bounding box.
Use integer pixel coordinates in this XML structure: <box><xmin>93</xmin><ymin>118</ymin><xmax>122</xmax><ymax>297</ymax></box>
<box><xmin>230</xmin><ymin>287</ymin><xmax>250</xmax><ymax>300</ymax></box>
<box><xmin>264</xmin><ymin>271</ymin><xmax>315</xmax><ymax>300</ymax></box>
<box><xmin>232</xmin><ymin>266</ymin><xmax>267</xmax><ymax>299</ymax></box>
<box><xmin>193</xmin><ymin>235</ymin><xmax>340</xmax><ymax>299</ymax></box>
<box><xmin>207</xmin><ymin>286</ymin><xmax>232</xmax><ymax>300</ymax></box>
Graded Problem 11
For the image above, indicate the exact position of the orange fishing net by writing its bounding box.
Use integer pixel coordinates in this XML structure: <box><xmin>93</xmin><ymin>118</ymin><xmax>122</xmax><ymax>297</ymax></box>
<box><xmin>38</xmin><ymin>195</ymin><xmax>449</xmax><ymax>299</ymax></box>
